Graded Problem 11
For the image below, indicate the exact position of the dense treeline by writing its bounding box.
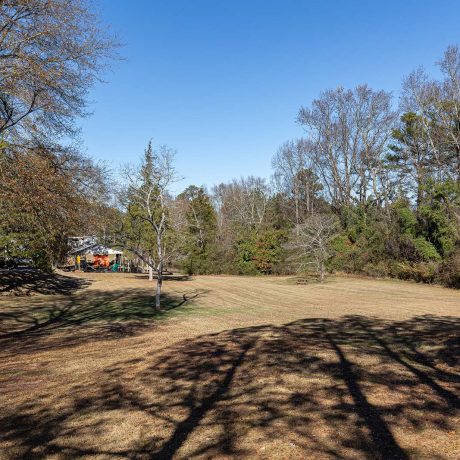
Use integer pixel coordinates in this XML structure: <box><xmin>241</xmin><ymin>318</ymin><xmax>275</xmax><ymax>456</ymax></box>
<box><xmin>0</xmin><ymin>1</ymin><xmax>458</xmax><ymax>291</ymax></box>
<box><xmin>157</xmin><ymin>46</ymin><xmax>460</xmax><ymax>287</ymax></box>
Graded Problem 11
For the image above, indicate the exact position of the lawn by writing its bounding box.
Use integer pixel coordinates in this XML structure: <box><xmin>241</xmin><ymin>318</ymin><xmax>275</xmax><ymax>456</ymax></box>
<box><xmin>0</xmin><ymin>272</ymin><xmax>459</xmax><ymax>459</ymax></box>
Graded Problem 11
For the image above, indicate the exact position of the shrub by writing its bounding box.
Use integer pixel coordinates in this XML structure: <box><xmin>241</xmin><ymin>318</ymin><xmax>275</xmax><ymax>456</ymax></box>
<box><xmin>437</xmin><ymin>248</ymin><xmax>460</xmax><ymax>288</ymax></box>
<box><xmin>362</xmin><ymin>261</ymin><xmax>390</xmax><ymax>278</ymax></box>
<box><xmin>412</xmin><ymin>237</ymin><xmax>441</xmax><ymax>262</ymax></box>
<box><xmin>391</xmin><ymin>261</ymin><xmax>438</xmax><ymax>284</ymax></box>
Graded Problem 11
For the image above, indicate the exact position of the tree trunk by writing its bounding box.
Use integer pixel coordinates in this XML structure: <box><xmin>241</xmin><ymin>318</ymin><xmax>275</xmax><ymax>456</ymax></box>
<box><xmin>294</xmin><ymin>185</ymin><xmax>300</xmax><ymax>235</ymax></box>
<box><xmin>155</xmin><ymin>259</ymin><xmax>163</xmax><ymax>310</ymax></box>
<box><xmin>320</xmin><ymin>261</ymin><xmax>325</xmax><ymax>283</ymax></box>
<box><xmin>148</xmin><ymin>257</ymin><xmax>153</xmax><ymax>281</ymax></box>
<box><xmin>155</xmin><ymin>232</ymin><xmax>163</xmax><ymax>310</ymax></box>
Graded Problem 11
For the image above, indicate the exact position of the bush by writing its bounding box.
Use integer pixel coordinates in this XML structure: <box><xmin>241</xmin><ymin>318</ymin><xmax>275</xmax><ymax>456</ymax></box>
<box><xmin>235</xmin><ymin>229</ymin><xmax>287</xmax><ymax>275</ymax></box>
<box><xmin>412</xmin><ymin>237</ymin><xmax>441</xmax><ymax>262</ymax></box>
<box><xmin>362</xmin><ymin>261</ymin><xmax>390</xmax><ymax>278</ymax></box>
<box><xmin>394</xmin><ymin>202</ymin><xmax>417</xmax><ymax>234</ymax></box>
<box><xmin>437</xmin><ymin>248</ymin><xmax>460</xmax><ymax>288</ymax></box>
<box><xmin>391</xmin><ymin>261</ymin><xmax>438</xmax><ymax>284</ymax></box>
<box><xmin>328</xmin><ymin>234</ymin><xmax>359</xmax><ymax>272</ymax></box>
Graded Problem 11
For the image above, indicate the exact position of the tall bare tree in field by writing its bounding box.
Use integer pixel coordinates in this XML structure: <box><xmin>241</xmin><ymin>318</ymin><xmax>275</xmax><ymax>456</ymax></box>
<box><xmin>122</xmin><ymin>142</ymin><xmax>178</xmax><ymax>310</ymax></box>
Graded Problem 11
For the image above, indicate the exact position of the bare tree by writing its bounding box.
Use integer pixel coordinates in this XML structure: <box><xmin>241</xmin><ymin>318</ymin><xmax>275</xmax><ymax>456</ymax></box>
<box><xmin>122</xmin><ymin>141</ymin><xmax>178</xmax><ymax>309</ymax></box>
<box><xmin>286</xmin><ymin>214</ymin><xmax>339</xmax><ymax>282</ymax></box>
<box><xmin>438</xmin><ymin>45</ymin><xmax>460</xmax><ymax>183</ymax></box>
<box><xmin>298</xmin><ymin>85</ymin><xmax>397</xmax><ymax>208</ymax></box>
<box><xmin>212</xmin><ymin>176</ymin><xmax>270</xmax><ymax>230</ymax></box>
<box><xmin>272</xmin><ymin>138</ymin><xmax>322</xmax><ymax>231</ymax></box>
<box><xmin>402</xmin><ymin>46</ymin><xmax>460</xmax><ymax>185</ymax></box>
<box><xmin>0</xmin><ymin>0</ymin><xmax>117</xmax><ymax>144</ymax></box>
<box><xmin>401</xmin><ymin>68</ymin><xmax>445</xmax><ymax>179</ymax></box>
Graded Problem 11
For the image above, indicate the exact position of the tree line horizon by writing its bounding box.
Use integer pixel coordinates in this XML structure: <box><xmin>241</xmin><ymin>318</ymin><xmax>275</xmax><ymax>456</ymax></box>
<box><xmin>118</xmin><ymin>45</ymin><xmax>460</xmax><ymax>292</ymax></box>
<box><xmin>1</xmin><ymin>2</ymin><xmax>459</xmax><ymax>307</ymax></box>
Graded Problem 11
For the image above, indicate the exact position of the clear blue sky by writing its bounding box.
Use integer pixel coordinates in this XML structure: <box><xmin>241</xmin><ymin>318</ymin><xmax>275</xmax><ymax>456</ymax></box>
<box><xmin>80</xmin><ymin>0</ymin><xmax>460</xmax><ymax>191</ymax></box>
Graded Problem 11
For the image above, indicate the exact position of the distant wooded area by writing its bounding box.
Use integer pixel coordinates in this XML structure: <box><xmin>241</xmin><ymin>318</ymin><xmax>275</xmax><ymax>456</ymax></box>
<box><xmin>1</xmin><ymin>1</ymin><xmax>459</xmax><ymax>292</ymax></box>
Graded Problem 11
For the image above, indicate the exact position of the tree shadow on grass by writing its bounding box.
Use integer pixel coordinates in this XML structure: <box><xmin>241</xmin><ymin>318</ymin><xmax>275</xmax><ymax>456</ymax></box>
<box><xmin>1</xmin><ymin>314</ymin><xmax>459</xmax><ymax>459</ymax></box>
<box><xmin>0</xmin><ymin>269</ymin><xmax>90</xmax><ymax>296</ymax></box>
<box><xmin>0</xmin><ymin>288</ymin><xmax>208</xmax><ymax>355</ymax></box>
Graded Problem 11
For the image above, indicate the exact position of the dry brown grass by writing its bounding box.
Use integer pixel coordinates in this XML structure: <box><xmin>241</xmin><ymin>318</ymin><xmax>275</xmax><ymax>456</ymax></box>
<box><xmin>0</xmin><ymin>272</ymin><xmax>459</xmax><ymax>459</ymax></box>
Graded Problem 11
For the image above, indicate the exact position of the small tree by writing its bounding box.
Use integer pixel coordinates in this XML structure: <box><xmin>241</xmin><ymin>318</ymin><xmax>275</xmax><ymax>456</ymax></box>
<box><xmin>287</xmin><ymin>214</ymin><xmax>339</xmax><ymax>282</ymax></box>
<box><xmin>122</xmin><ymin>141</ymin><xmax>177</xmax><ymax>309</ymax></box>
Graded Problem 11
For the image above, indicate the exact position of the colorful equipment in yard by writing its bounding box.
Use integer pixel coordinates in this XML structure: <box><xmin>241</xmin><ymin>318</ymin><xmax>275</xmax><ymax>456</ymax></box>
<box><xmin>67</xmin><ymin>236</ymin><xmax>123</xmax><ymax>270</ymax></box>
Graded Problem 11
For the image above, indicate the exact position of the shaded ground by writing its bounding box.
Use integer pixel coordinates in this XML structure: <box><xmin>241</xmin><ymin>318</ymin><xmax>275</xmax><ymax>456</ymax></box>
<box><xmin>0</xmin><ymin>269</ymin><xmax>90</xmax><ymax>296</ymax></box>
<box><xmin>0</xmin><ymin>273</ymin><xmax>459</xmax><ymax>459</ymax></box>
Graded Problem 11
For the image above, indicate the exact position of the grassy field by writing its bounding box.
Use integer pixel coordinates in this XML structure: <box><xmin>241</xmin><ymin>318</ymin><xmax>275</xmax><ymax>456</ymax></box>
<box><xmin>0</xmin><ymin>272</ymin><xmax>459</xmax><ymax>459</ymax></box>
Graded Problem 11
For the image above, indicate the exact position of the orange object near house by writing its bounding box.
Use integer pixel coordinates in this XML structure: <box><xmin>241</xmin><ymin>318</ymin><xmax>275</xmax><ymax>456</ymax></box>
<box><xmin>94</xmin><ymin>254</ymin><xmax>110</xmax><ymax>268</ymax></box>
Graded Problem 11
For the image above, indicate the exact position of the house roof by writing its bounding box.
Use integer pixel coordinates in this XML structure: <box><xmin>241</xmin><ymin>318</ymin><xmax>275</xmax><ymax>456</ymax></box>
<box><xmin>69</xmin><ymin>243</ymin><xmax>123</xmax><ymax>255</ymax></box>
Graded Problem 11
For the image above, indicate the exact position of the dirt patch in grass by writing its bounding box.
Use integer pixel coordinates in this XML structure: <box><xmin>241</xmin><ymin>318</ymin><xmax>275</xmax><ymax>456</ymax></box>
<box><xmin>0</xmin><ymin>273</ymin><xmax>459</xmax><ymax>459</ymax></box>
